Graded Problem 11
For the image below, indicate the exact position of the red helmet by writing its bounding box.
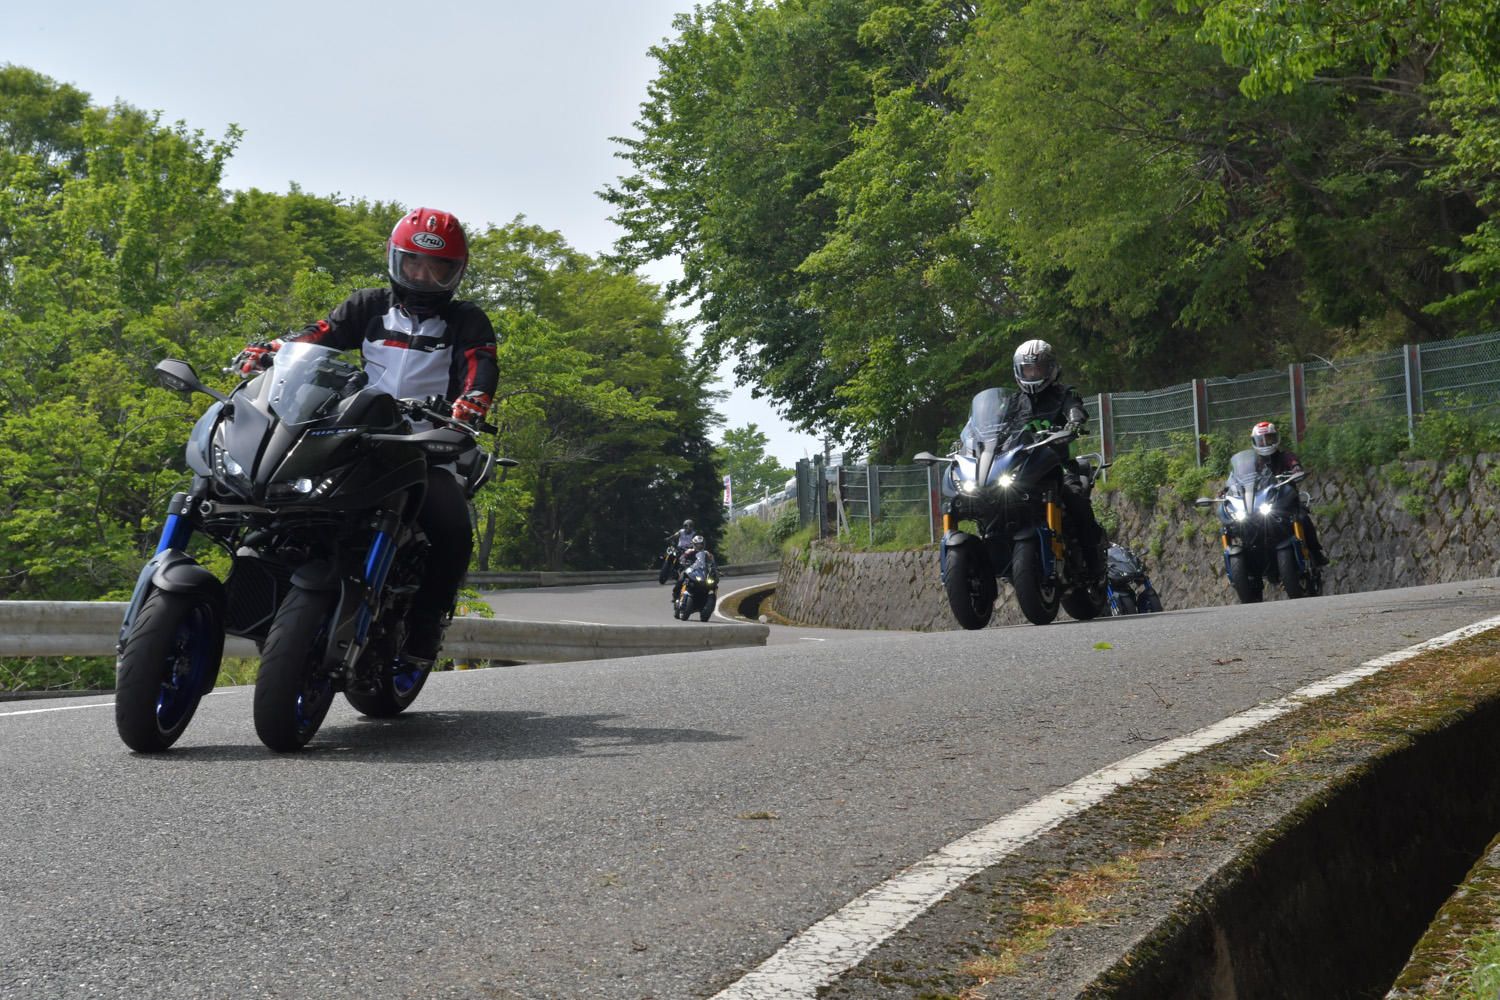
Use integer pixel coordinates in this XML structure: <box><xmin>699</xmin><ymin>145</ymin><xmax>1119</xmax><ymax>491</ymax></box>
<box><xmin>387</xmin><ymin>207</ymin><xmax>469</xmax><ymax>312</ymax></box>
<box><xmin>1251</xmin><ymin>420</ymin><xmax>1280</xmax><ymax>456</ymax></box>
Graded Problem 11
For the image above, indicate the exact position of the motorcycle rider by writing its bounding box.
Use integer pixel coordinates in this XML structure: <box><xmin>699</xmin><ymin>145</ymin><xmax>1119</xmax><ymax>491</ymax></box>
<box><xmin>233</xmin><ymin>207</ymin><xmax>499</xmax><ymax>666</ymax></box>
<box><xmin>672</xmin><ymin>533</ymin><xmax>707</xmax><ymax>603</ymax></box>
<box><xmin>1248</xmin><ymin>421</ymin><xmax>1328</xmax><ymax>566</ymax></box>
<box><xmin>998</xmin><ymin>339</ymin><xmax>1107</xmax><ymax>580</ymax></box>
<box><xmin>666</xmin><ymin>519</ymin><xmax>697</xmax><ymax>550</ymax></box>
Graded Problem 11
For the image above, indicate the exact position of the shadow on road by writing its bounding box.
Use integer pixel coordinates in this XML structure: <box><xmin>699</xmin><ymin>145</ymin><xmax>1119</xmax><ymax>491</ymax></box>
<box><xmin>151</xmin><ymin>710</ymin><xmax>740</xmax><ymax>763</ymax></box>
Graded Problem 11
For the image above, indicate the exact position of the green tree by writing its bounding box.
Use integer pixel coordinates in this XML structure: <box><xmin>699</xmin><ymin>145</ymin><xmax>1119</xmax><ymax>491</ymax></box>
<box><xmin>716</xmin><ymin>424</ymin><xmax>793</xmax><ymax>504</ymax></box>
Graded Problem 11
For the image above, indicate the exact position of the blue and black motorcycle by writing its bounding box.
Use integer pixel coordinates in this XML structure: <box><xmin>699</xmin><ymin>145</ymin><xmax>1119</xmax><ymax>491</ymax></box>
<box><xmin>1105</xmin><ymin>543</ymin><xmax>1164</xmax><ymax>615</ymax></box>
<box><xmin>916</xmin><ymin>388</ymin><xmax>1109</xmax><ymax>628</ymax></box>
<box><xmin>115</xmin><ymin>343</ymin><xmax>507</xmax><ymax>752</ymax></box>
<box><xmin>1196</xmin><ymin>449</ymin><xmax>1322</xmax><ymax>602</ymax></box>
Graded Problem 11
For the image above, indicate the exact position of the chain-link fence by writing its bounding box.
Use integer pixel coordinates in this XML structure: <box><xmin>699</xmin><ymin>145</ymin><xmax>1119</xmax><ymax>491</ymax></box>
<box><xmin>832</xmin><ymin>464</ymin><xmax>939</xmax><ymax>543</ymax></box>
<box><xmin>1098</xmin><ymin>330</ymin><xmax>1500</xmax><ymax>463</ymax></box>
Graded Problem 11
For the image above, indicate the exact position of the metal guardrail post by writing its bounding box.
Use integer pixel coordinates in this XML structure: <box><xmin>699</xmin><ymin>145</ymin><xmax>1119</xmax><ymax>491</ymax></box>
<box><xmin>1404</xmin><ymin>343</ymin><xmax>1423</xmax><ymax>444</ymax></box>
<box><xmin>1289</xmin><ymin>363</ymin><xmax>1307</xmax><ymax>443</ymax></box>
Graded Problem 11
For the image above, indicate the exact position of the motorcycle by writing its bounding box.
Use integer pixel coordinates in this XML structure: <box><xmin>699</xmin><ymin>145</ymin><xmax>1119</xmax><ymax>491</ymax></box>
<box><xmin>1105</xmin><ymin>543</ymin><xmax>1164</xmax><ymax>615</ymax></box>
<box><xmin>672</xmin><ymin>549</ymin><xmax>719</xmax><ymax>621</ymax></box>
<box><xmin>916</xmin><ymin>388</ymin><xmax>1109</xmax><ymax>628</ymax></box>
<box><xmin>658</xmin><ymin>543</ymin><xmax>680</xmax><ymax>585</ymax></box>
<box><xmin>1195</xmin><ymin>449</ymin><xmax>1322</xmax><ymax>603</ymax></box>
<box><xmin>115</xmin><ymin>342</ymin><xmax>509</xmax><ymax>753</ymax></box>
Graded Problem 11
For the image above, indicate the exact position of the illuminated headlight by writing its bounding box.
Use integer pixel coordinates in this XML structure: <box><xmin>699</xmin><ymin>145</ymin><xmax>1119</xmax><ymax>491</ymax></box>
<box><xmin>960</xmin><ymin>480</ymin><xmax>980</xmax><ymax>495</ymax></box>
<box><xmin>996</xmin><ymin>473</ymin><xmax>1014</xmax><ymax>489</ymax></box>
<box><xmin>1232</xmin><ymin>509</ymin><xmax>1248</xmax><ymax>522</ymax></box>
<box><xmin>1258</xmin><ymin>502</ymin><xmax>1273</xmax><ymax>515</ymax></box>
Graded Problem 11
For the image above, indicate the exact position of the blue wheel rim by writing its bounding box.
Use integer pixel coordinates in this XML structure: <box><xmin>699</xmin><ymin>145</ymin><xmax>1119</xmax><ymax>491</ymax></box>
<box><xmin>155</xmin><ymin>604</ymin><xmax>213</xmax><ymax>733</ymax></box>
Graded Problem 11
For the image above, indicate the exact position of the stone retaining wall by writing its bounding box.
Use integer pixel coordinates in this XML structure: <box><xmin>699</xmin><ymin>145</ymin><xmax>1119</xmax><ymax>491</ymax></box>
<box><xmin>775</xmin><ymin>454</ymin><xmax>1500</xmax><ymax>630</ymax></box>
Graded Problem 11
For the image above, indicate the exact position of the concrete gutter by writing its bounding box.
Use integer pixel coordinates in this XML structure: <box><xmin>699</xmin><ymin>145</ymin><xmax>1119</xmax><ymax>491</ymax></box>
<box><xmin>0</xmin><ymin>601</ymin><xmax>769</xmax><ymax>663</ymax></box>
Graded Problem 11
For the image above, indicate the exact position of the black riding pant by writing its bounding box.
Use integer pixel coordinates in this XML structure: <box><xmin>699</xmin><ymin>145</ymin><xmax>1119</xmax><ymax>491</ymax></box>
<box><xmin>413</xmin><ymin>467</ymin><xmax>472</xmax><ymax>618</ymax></box>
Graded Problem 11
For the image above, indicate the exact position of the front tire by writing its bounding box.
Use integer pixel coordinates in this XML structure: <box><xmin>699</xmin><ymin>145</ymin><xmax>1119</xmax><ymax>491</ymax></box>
<box><xmin>1112</xmin><ymin>591</ymin><xmax>1138</xmax><ymax>616</ymax></box>
<box><xmin>944</xmin><ymin>545</ymin><xmax>997</xmax><ymax>630</ymax></box>
<box><xmin>115</xmin><ymin>590</ymin><xmax>224</xmax><ymax>752</ymax></box>
<box><xmin>1278</xmin><ymin>545</ymin><xmax>1307</xmax><ymax>599</ymax></box>
<box><xmin>700</xmin><ymin>594</ymin><xmax>717</xmax><ymax>622</ymax></box>
<box><xmin>1227</xmin><ymin>553</ymin><xmax>1262</xmax><ymax>604</ymax></box>
<box><xmin>254</xmin><ymin>588</ymin><xmax>338</xmax><ymax>752</ymax></box>
<box><xmin>1011</xmin><ymin>539</ymin><xmax>1060</xmax><ymax>625</ymax></box>
<box><xmin>1061</xmin><ymin>585</ymin><xmax>1106</xmax><ymax>622</ymax></box>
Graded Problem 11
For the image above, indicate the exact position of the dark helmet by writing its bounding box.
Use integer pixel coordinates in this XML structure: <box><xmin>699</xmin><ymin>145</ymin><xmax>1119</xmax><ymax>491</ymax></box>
<box><xmin>1251</xmin><ymin>420</ymin><xmax>1280</xmax><ymax>457</ymax></box>
<box><xmin>387</xmin><ymin>207</ymin><xmax>469</xmax><ymax>314</ymax></box>
<box><xmin>1013</xmin><ymin>339</ymin><xmax>1060</xmax><ymax>395</ymax></box>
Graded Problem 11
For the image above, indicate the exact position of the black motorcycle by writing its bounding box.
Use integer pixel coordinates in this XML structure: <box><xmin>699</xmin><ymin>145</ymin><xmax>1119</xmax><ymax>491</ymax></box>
<box><xmin>115</xmin><ymin>343</ymin><xmax>506</xmax><ymax>752</ymax></box>
<box><xmin>657</xmin><ymin>543</ymin><xmax>680</xmax><ymax>585</ymax></box>
<box><xmin>672</xmin><ymin>549</ymin><xmax>719</xmax><ymax>621</ymax></box>
<box><xmin>916</xmin><ymin>388</ymin><xmax>1109</xmax><ymax>628</ymax></box>
<box><xmin>1195</xmin><ymin>449</ymin><xmax>1322</xmax><ymax>602</ymax></box>
<box><xmin>1105</xmin><ymin>543</ymin><xmax>1164</xmax><ymax>615</ymax></box>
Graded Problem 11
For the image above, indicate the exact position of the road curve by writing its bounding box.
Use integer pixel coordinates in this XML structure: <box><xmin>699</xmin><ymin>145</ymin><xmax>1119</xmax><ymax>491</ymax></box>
<box><xmin>2</xmin><ymin>577</ymin><xmax>1497</xmax><ymax>999</ymax></box>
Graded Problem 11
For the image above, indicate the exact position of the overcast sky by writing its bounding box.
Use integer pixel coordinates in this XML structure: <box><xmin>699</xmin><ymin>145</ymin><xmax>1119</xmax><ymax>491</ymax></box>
<box><xmin>4</xmin><ymin>0</ymin><xmax>839</xmax><ymax>468</ymax></box>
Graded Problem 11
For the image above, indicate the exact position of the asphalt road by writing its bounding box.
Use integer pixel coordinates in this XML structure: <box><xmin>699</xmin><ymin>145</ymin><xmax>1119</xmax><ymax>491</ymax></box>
<box><xmin>4</xmin><ymin>577</ymin><xmax>1499</xmax><ymax>999</ymax></box>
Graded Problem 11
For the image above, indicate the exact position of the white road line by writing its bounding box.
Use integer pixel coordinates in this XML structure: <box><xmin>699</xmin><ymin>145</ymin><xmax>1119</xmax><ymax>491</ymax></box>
<box><xmin>1</xmin><ymin>700</ymin><xmax>115</xmax><ymax>718</ymax></box>
<box><xmin>716</xmin><ymin>580</ymin><xmax>772</xmax><ymax>624</ymax></box>
<box><xmin>711</xmin><ymin>613</ymin><xmax>1500</xmax><ymax>1000</ymax></box>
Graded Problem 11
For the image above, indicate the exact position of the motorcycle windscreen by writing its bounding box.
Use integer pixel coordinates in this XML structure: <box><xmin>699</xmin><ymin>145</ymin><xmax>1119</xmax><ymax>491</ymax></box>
<box><xmin>267</xmin><ymin>342</ymin><xmax>376</xmax><ymax>427</ymax></box>
<box><xmin>1225</xmin><ymin>449</ymin><xmax>1260</xmax><ymax>491</ymax></box>
<box><xmin>959</xmin><ymin>388</ymin><xmax>1009</xmax><ymax>487</ymax></box>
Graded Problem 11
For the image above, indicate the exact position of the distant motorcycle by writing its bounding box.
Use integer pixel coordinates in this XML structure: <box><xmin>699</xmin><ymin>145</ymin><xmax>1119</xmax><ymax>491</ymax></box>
<box><xmin>1195</xmin><ymin>449</ymin><xmax>1322</xmax><ymax>602</ymax></box>
<box><xmin>916</xmin><ymin>388</ymin><xmax>1109</xmax><ymax>628</ymax></box>
<box><xmin>673</xmin><ymin>549</ymin><xmax>719</xmax><ymax>622</ymax></box>
<box><xmin>658</xmin><ymin>543</ymin><xmax>680</xmax><ymax>585</ymax></box>
<box><xmin>1105</xmin><ymin>543</ymin><xmax>1163</xmax><ymax>615</ymax></box>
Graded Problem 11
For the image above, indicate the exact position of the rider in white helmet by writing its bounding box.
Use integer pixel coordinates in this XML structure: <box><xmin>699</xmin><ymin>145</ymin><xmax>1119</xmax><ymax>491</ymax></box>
<box><xmin>1249</xmin><ymin>421</ymin><xmax>1328</xmax><ymax>565</ymax></box>
<box><xmin>1001</xmin><ymin>339</ymin><xmax>1106</xmax><ymax>579</ymax></box>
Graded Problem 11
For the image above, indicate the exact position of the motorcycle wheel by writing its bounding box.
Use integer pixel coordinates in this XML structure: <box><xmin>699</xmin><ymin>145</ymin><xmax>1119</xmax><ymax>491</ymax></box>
<box><xmin>254</xmin><ymin>587</ymin><xmax>338</xmax><ymax>752</ymax></box>
<box><xmin>1278</xmin><ymin>546</ymin><xmax>1308</xmax><ymax>599</ymax></box>
<box><xmin>344</xmin><ymin>652</ymin><xmax>430</xmax><ymax>718</ymax></box>
<box><xmin>944</xmin><ymin>545</ymin><xmax>996</xmax><ymax>630</ymax></box>
<box><xmin>1011</xmin><ymin>540</ymin><xmax>1060</xmax><ymax>625</ymax></box>
<box><xmin>114</xmin><ymin>590</ymin><xmax>224</xmax><ymax>752</ymax></box>
<box><xmin>1227</xmin><ymin>554</ymin><xmax>1262</xmax><ymax>604</ymax></box>
<box><xmin>1141</xmin><ymin>588</ymin><xmax>1164</xmax><ymax>613</ymax></box>
<box><xmin>658</xmin><ymin>561</ymin><xmax>673</xmax><ymax>585</ymax></box>
<box><xmin>1061</xmin><ymin>585</ymin><xmax>1106</xmax><ymax>622</ymax></box>
<box><xmin>1113</xmin><ymin>591</ymin><xmax>1138</xmax><ymax>616</ymax></box>
<box><xmin>700</xmin><ymin>594</ymin><xmax>717</xmax><ymax>622</ymax></box>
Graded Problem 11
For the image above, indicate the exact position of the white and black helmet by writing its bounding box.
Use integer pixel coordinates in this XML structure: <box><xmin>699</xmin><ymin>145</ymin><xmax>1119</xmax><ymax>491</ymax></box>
<box><xmin>1013</xmin><ymin>339</ymin><xmax>1060</xmax><ymax>395</ymax></box>
<box><xmin>1251</xmin><ymin>421</ymin><xmax>1280</xmax><ymax>457</ymax></box>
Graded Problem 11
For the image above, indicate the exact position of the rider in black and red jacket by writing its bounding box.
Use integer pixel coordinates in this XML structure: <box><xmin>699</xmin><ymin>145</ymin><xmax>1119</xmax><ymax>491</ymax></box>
<box><xmin>235</xmin><ymin>207</ymin><xmax>499</xmax><ymax>664</ymax></box>
<box><xmin>1250</xmin><ymin>421</ymin><xmax>1328</xmax><ymax>566</ymax></box>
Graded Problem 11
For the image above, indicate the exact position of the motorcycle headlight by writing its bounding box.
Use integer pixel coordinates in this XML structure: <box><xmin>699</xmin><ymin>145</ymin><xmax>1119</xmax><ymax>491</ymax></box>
<box><xmin>1232</xmin><ymin>508</ymin><xmax>1248</xmax><ymax>522</ymax></box>
<box><xmin>267</xmin><ymin>473</ymin><xmax>341</xmax><ymax>500</ymax></box>
<box><xmin>212</xmin><ymin>444</ymin><xmax>252</xmax><ymax>490</ymax></box>
<box><xmin>1258</xmin><ymin>502</ymin><xmax>1273</xmax><ymax>515</ymax></box>
<box><xmin>996</xmin><ymin>473</ymin><xmax>1014</xmax><ymax>489</ymax></box>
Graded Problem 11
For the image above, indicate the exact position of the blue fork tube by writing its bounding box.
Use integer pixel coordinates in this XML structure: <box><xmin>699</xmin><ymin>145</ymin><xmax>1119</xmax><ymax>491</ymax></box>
<box><xmin>354</xmin><ymin>530</ymin><xmax>397</xmax><ymax>644</ymax></box>
<box><xmin>155</xmin><ymin>492</ymin><xmax>196</xmax><ymax>553</ymax></box>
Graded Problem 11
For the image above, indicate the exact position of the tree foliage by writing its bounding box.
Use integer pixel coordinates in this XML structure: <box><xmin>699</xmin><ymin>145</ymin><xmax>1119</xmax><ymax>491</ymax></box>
<box><xmin>608</xmin><ymin>0</ymin><xmax>1500</xmax><ymax>460</ymax></box>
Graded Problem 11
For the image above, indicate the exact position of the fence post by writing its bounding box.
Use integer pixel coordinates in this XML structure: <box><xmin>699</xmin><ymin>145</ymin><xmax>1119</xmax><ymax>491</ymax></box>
<box><xmin>1288</xmin><ymin>363</ymin><xmax>1307</xmax><ymax>444</ymax></box>
<box><xmin>794</xmin><ymin>459</ymin><xmax>810</xmax><ymax>528</ymax></box>
<box><xmin>927</xmin><ymin>463</ymin><xmax>939</xmax><ymax>544</ymax></box>
<box><xmin>1404</xmin><ymin>343</ymin><xmax>1423</xmax><ymax>444</ymax></box>
<box><xmin>814</xmin><ymin>456</ymin><xmax>828</xmax><ymax>538</ymax></box>
<box><xmin>867</xmin><ymin>464</ymin><xmax>880</xmax><ymax>544</ymax></box>
<box><xmin>1096</xmin><ymin>392</ymin><xmax>1114</xmax><ymax>466</ymax></box>
<box><xmin>1191</xmin><ymin>379</ymin><xmax>1210</xmax><ymax>467</ymax></box>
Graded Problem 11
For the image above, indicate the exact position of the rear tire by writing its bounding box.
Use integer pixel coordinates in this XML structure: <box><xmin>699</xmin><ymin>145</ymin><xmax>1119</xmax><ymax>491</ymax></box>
<box><xmin>254</xmin><ymin>588</ymin><xmax>338</xmax><ymax>752</ymax></box>
<box><xmin>1278</xmin><ymin>545</ymin><xmax>1307</xmax><ymax>599</ymax></box>
<box><xmin>944</xmin><ymin>545</ymin><xmax>996</xmax><ymax>630</ymax></box>
<box><xmin>658</xmin><ymin>560</ymin><xmax>674</xmax><ymax>585</ymax></box>
<box><xmin>115</xmin><ymin>590</ymin><xmax>223</xmax><ymax>752</ymax></box>
<box><xmin>1227</xmin><ymin>554</ymin><xmax>1262</xmax><ymax>604</ymax></box>
<box><xmin>1011</xmin><ymin>539</ymin><xmax>1060</xmax><ymax>625</ymax></box>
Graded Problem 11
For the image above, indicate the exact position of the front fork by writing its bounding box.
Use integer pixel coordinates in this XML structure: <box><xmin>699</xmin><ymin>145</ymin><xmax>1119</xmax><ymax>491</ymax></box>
<box><xmin>340</xmin><ymin>506</ymin><xmax>405</xmax><ymax>671</ymax></box>
<box><xmin>119</xmin><ymin>491</ymin><xmax>218</xmax><ymax>650</ymax></box>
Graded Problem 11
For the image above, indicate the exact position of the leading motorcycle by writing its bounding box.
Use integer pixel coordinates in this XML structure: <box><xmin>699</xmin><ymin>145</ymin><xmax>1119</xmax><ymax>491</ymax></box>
<box><xmin>115</xmin><ymin>342</ymin><xmax>507</xmax><ymax>753</ymax></box>
<box><xmin>1195</xmin><ymin>449</ymin><xmax>1322</xmax><ymax>602</ymax></box>
<box><xmin>672</xmin><ymin>548</ymin><xmax>719</xmax><ymax>621</ymax></box>
<box><xmin>916</xmin><ymin>388</ymin><xmax>1109</xmax><ymax>628</ymax></box>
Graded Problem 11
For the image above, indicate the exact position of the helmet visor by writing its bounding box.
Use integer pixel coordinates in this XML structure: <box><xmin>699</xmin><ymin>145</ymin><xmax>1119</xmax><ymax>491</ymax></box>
<box><xmin>1018</xmin><ymin>361</ymin><xmax>1049</xmax><ymax>381</ymax></box>
<box><xmin>390</xmin><ymin>246</ymin><xmax>465</xmax><ymax>292</ymax></box>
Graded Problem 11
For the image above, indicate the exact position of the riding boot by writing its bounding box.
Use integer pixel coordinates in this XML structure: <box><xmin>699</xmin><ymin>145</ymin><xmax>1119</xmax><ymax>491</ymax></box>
<box><xmin>403</xmin><ymin>608</ymin><xmax>449</xmax><ymax>666</ymax></box>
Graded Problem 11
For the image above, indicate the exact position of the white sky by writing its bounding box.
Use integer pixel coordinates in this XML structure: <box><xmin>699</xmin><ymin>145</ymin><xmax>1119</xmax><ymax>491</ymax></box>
<box><xmin>3</xmin><ymin>0</ymin><xmax>839</xmax><ymax>468</ymax></box>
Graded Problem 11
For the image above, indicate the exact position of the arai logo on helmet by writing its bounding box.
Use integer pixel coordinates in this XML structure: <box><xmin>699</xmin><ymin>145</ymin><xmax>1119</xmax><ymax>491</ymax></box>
<box><xmin>411</xmin><ymin>232</ymin><xmax>447</xmax><ymax>251</ymax></box>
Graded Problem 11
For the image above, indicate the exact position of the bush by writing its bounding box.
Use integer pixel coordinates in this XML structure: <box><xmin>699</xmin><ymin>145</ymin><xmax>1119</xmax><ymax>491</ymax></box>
<box><xmin>722</xmin><ymin>513</ymin><xmax>781</xmax><ymax>563</ymax></box>
<box><xmin>1407</xmin><ymin>396</ymin><xmax>1500</xmax><ymax>460</ymax></box>
<box><xmin>766</xmin><ymin>507</ymin><xmax>802</xmax><ymax>548</ymax></box>
<box><xmin>1299</xmin><ymin>417</ymin><xmax>1406</xmax><ymax>471</ymax></box>
<box><xmin>1106</xmin><ymin>444</ymin><xmax>1171</xmax><ymax>507</ymax></box>
<box><xmin>1442</xmin><ymin>462</ymin><xmax>1472</xmax><ymax>491</ymax></box>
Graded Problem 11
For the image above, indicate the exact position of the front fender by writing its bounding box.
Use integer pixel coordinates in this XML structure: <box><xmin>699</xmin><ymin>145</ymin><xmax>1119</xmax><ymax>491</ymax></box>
<box><xmin>940</xmin><ymin>529</ymin><xmax>988</xmax><ymax>583</ymax></box>
<box><xmin>118</xmin><ymin>550</ymin><xmax>225</xmax><ymax>649</ymax></box>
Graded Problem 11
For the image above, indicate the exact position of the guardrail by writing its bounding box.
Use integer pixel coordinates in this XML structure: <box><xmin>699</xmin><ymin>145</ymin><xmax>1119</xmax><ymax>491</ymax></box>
<box><xmin>0</xmin><ymin>602</ymin><xmax>771</xmax><ymax>663</ymax></box>
<box><xmin>467</xmin><ymin>561</ymin><xmax>779</xmax><ymax>588</ymax></box>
